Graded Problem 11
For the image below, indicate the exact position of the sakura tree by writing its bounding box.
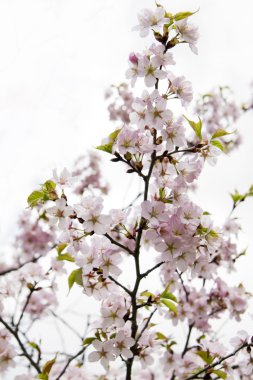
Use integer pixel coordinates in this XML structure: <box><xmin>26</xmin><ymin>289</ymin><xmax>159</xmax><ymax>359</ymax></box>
<box><xmin>1</xmin><ymin>3</ymin><xmax>253</xmax><ymax>380</ymax></box>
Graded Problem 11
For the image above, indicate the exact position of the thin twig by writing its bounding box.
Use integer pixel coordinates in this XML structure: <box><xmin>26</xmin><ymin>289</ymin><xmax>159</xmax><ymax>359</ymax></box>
<box><xmin>0</xmin><ymin>316</ymin><xmax>41</xmax><ymax>373</ymax></box>
<box><xmin>184</xmin><ymin>342</ymin><xmax>249</xmax><ymax>380</ymax></box>
<box><xmin>141</xmin><ymin>261</ymin><xmax>165</xmax><ymax>279</ymax></box>
<box><xmin>0</xmin><ymin>255</ymin><xmax>42</xmax><ymax>276</ymax></box>
<box><xmin>181</xmin><ymin>324</ymin><xmax>194</xmax><ymax>357</ymax></box>
<box><xmin>109</xmin><ymin>276</ymin><xmax>132</xmax><ymax>297</ymax></box>
<box><xmin>55</xmin><ymin>346</ymin><xmax>87</xmax><ymax>380</ymax></box>
<box><xmin>104</xmin><ymin>233</ymin><xmax>134</xmax><ymax>256</ymax></box>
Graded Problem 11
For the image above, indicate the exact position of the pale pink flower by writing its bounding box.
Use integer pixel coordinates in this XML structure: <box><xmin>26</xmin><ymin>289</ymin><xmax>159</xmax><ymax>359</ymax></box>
<box><xmin>170</xmin><ymin>76</ymin><xmax>193</xmax><ymax>107</ymax></box>
<box><xmin>176</xmin><ymin>19</ymin><xmax>199</xmax><ymax>54</ymax></box>
<box><xmin>138</xmin><ymin>56</ymin><xmax>167</xmax><ymax>87</ymax></box>
<box><xmin>133</xmin><ymin>7</ymin><xmax>170</xmax><ymax>38</ymax></box>
<box><xmin>88</xmin><ymin>340</ymin><xmax>115</xmax><ymax>369</ymax></box>
<box><xmin>53</xmin><ymin>167</ymin><xmax>76</xmax><ymax>188</ymax></box>
<box><xmin>47</xmin><ymin>199</ymin><xmax>73</xmax><ymax>230</ymax></box>
<box><xmin>83</xmin><ymin>213</ymin><xmax>111</xmax><ymax>235</ymax></box>
<box><xmin>113</xmin><ymin>331</ymin><xmax>135</xmax><ymax>359</ymax></box>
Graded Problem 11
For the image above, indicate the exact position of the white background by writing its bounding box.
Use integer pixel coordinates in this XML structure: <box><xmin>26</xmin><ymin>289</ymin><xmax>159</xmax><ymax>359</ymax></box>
<box><xmin>1</xmin><ymin>0</ymin><xmax>253</xmax><ymax>377</ymax></box>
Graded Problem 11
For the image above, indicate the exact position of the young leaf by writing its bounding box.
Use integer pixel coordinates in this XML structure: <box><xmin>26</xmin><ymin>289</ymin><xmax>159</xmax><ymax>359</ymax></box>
<box><xmin>174</xmin><ymin>10</ymin><xmax>197</xmax><ymax>21</ymax></box>
<box><xmin>96</xmin><ymin>128</ymin><xmax>122</xmax><ymax>155</ymax></box>
<box><xmin>161</xmin><ymin>299</ymin><xmax>177</xmax><ymax>314</ymax></box>
<box><xmin>155</xmin><ymin>332</ymin><xmax>167</xmax><ymax>340</ymax></box>
<box><xmin>211</xmin><ymin>129</ymin><xmax>232</xmax><ymax>139</ymax></box>
<box><xmin>27</xmin><ymin>191</ymin><xmax>44</xmax><ymax>208</ymax></box>
<box><xmin>196</xmin><ymin>350</ymin><xmax>214</xmax><ymax>365</ymax></box>
<box><xmin>211</xmin><ymin>139</ymin><xmax>224</xmax><ymax>151</ymax></box>
<box><xmin>41</xmin><ymin>358</ymin><xmax>56</xmax><ymax>376</ymax></box>
<box><xmin>213</xmin><ymin>369</ymin><xmax>227</xmax><ymax>379</ymax></box>
<box><xmin>57</xmin><ymin>253</ymin><xmax>74</xmax><ymax>262</ymax></box>
<box><xmin>83</xmin><ymin>337</ymin><xmax>96</xmax><ymax>346</ymax></box>
<box><xmin>184</xmin><ymin>116</ymin><xmax>202</xmax><ymax>140</ymax></box>
<box><xmin>108</xmin><ymin>128</ymin><xmax>121</xmax><ymax>141</ymax></box>
<box><xmin>96</xmin><ymin>143</ymin><xmax>113</xmax><ymax>154</ymax></box>
<box><xmin>68</xmin><ymin>268</ymin><xmax>83</xmax><ymax>291</ymax></box>
<box><xmin>160</xmin><ymin>292</ymin><xmax>177</xmax><ymax>303</ymax></box>
<box><xmin>56</xmin><ymin>243</ymin><xmax>68</xmax><ymax>255</ymax></box>
<box><xmin>42</xmin><ymin>180</ymin><xmax>56</xmax><ymax>192</ymax></box>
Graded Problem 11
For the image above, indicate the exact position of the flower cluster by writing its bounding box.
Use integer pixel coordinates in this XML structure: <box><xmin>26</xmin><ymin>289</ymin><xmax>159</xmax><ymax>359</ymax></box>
<box><xmin>1</xmin><ymin>3</ymin><xmax>253</xmax><ymax>380</ymax></box>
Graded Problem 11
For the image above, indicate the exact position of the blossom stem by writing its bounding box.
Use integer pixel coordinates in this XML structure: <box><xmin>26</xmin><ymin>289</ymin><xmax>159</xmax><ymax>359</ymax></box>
<box><xmin>184</xmin><ymin>342</ymin><xmax>249</xmax><ymax>380</ymax></box>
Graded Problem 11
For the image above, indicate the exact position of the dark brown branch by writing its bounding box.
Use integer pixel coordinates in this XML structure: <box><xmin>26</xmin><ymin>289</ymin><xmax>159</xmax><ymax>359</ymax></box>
<box><xmin>141</xmin><ymin>261</ymin><xmax>165</xmax><ymax>279</ymax></box>
<box><xmin>108</xmin><ymin>276</ymin><xmax>132</xmax><ymax>297</ymax></box>
<box><xmin>104</xmin><ymin>233</ymin><xmax>134</xmax><ymax>256</ymax></box>
<box><xmin>181</xmin><ymin>324</ymin><xmax>194</xmax><ymax>357</ymax></box>
<box><xmin>0</xmin><ymin>316</ymin><xmax>41</xmax><ymax>373</ymax></box>
<box><xmin>0</xmin><ymin>255</ymin><xmax>42</xmax><ymax>276</ymax></box>
<box><xmin>184</xmin><ymin>342</ymin><xmax>249</xmax><ymax>380</ymax></box>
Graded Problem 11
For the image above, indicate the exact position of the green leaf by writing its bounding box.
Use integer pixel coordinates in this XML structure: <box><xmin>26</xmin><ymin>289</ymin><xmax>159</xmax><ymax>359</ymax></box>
<box><xmin>140</xmin><ymin>290</ymin><xmax>155</xmax><ymax>298</ymax></box>
<box><xmin>155</xmin><ymin>332</ymin><xmax>167</xmax><ymax>340</ymax></box>
<box><xmin>96</xmin><ymin>129</ymin><xmax>122</xmax><ymax>155</ymax></box>
<box><xmin>161</xmin><ymin>299</ymin><xmax>177</xmax><ymax>315</ymax></box>
<box><xmin>211</xmin><ymin>129</ymin><xmax>232</xmax><ymax>139</ymax></box>
<box><xmin>161</xmin><ymin>292</ymin><xmax>177</xmax><ymax>303</ymax></box>
<box><xmin>160</xmin><ymin>283</ymin><xmax>171</xmax><ymax>298</ymax></box>
<box><xmin>109</xmin><ymin>128</ymin><xmax>121</xmax><ymax>141</ymax></box>
<box><xmin>211</xmin><ymin>139</ymin><xmax>224</xmax><ymax>151</ymax></box>
<box><xmin>196</xmin><ymin>350</ymin><xmax>214</xmax><ymax>365</ymax></box>
<box><xmin>68</xmin><ymin>268</ymin><xmax>83</xmax><ymax>291</ymax></box>
<box><xmin>57</xmin><ymin>253</ymin><xmax>74</xmax><ymax>262</ymax></box>
<box><xmin>184</xmin><ymin>116</ymin><xmax>202</xmax><ymax>140</ymax></box>
<box><xmin>230</xmin><ymin>190</ymin><xmax>245</xmax><ymax>204</ymax></box>
<box><xmin>96</xmin><ymin>143</ymin><xmax>113</xmax><ymax>154</ymax></box>
<box><xmin>27</xmin><ymin>191</ymin><xmax>44</xmax><ymax>208</ymax></box>
<box><xmin>213</xmin><ymin>369</ymin><xmax>227</xmax><ymax>379</ymax></box>
<box><xmin>42</xmin><ymin>180</ymin><xmax>56</xmax><ymax>192</ymax></box>
<box><xmin>174</xmin><ymin>10</ymin><xmax>197</xmax><ymax>21</ymax></box>
<box><xmin>56</xmin><ymin>243</ymin><xmax>68</xmax><ymax>255</ymax></box>
<box><xmin>28</xmin><ymin>342</ymin><xmax>40</xmax><ymax>352</ymax></box>
<box><xmin>41</xmin><ymin>358</ymin><xmax>56</xmax><ymax>376</ymax></box>
<box><xmin>37</xmin><ymin>375</ymin><xmax>48</xmax><ymax>380</ymax></box>
<box><xmin>208</xmin><ymin>229</ymin><xmax>219</xmax><ymax>238</ymax></box>
<box><xmin>83</xmin><ymin>337</ymin><xmax>96</xmax><ymax>346</ymax></box>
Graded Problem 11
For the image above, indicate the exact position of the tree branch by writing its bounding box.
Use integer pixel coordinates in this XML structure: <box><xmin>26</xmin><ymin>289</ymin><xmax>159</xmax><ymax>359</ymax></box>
<box><xmin>0</xmin><ymin>316</ymin><xmax>41</xmax><ymax>373</ymax></box>
<box><xmin>184</xmin><ymin>342</ymin><xmax>249</xmax><ymax>380</ymax></box>
<box><xmin>104</xmin><ymin>233</ymin><xmax>134</xmax><ymax>256</ymax></box>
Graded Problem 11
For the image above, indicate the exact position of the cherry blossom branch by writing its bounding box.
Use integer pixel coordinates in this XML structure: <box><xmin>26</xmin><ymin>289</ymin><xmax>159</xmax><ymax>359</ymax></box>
<box><xmin>184</xmin><ymin>342</ymin><xmax>250</xmax><ymax>380</ymax></box>
<box><xmin>15</xmin><ymin>286</ymin><xmax>36</xmax><ymax>331</ymax></box>
<box><xmin>104</xmin><ymin>233</ymin><xmax>134</xmax><ymax>255</ymax></box>
<box><xmin>136</xmin><ymin>308</ymin><xmax>157</xmax><ymax>344</ymax></box>
<box><xmin>108</xmin><ymin>275</ymin><xmax>132</xmax><ymax>297</ymax></box>
<box><xmin>156</xmin><ymin>146</ymin><xmax>199</xmax><ymax>161</ymax></box>
<box><xmin>0</xmin><ymin>316</ymin><xmax>41</xmax><ymax>373</ymax></box>
<box><xmin>123</xmin><ymin>192</ymin><xmax>143</xmax><ymax>210</ymax></box>
<box><xmin>181</xmin><ymin>324</ymin><xmax>194</xmax><ymax>357</ymax></box>
<box><xmin>55</xmin><ymin>346</ymin><xmax>87</xmax><ymax>380</ymax></box>
<box><xmin>0</xmin><ymin>255</ymin><xmax>42</xmax><ymax>276</ymax></box>
<box><xmin>144</xmin><ymin>150</ymin><xmax>156</xmax><ymax>201</ymax></box>
<box><xmin>140</xmin><ymin>261</ymin><xmax>165</xmax><ymax>279</ymax></box>
<box><xmin>113</xmin><ymin>152</ymin><xmax>146</xmax><ymax>180</ymax></box>
<box><xmin>176</xmin><ymin>270</ymin><xmax>189</xmax><ymax>301</ymax></box>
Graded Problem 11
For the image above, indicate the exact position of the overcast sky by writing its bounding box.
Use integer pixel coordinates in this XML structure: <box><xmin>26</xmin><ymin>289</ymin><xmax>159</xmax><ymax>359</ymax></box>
<box><xmin>1</xmin><ymin>1</ymin><xmax>253</xmax><ymax>374</ymax></box>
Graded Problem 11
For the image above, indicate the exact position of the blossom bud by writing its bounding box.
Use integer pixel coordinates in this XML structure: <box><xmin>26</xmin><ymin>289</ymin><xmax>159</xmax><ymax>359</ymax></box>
<box><xmin>129</xmin><ymin>52</ymin><xmax>138</xmax><ymax>65</ymax></box>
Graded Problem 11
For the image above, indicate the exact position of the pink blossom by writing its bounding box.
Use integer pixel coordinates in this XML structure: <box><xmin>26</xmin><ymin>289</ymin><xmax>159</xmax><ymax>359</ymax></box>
<box><xmin>133</xmin><ymin>7</ymin><xmax>170</xmax><ymax>38</ymax></box>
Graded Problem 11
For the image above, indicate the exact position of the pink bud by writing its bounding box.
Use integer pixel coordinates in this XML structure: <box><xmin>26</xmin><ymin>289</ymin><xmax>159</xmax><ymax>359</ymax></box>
<box><xmin>129</xmin><ymin>52</ymin><xmax>138</xmax><ymax>65</ymax></box>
